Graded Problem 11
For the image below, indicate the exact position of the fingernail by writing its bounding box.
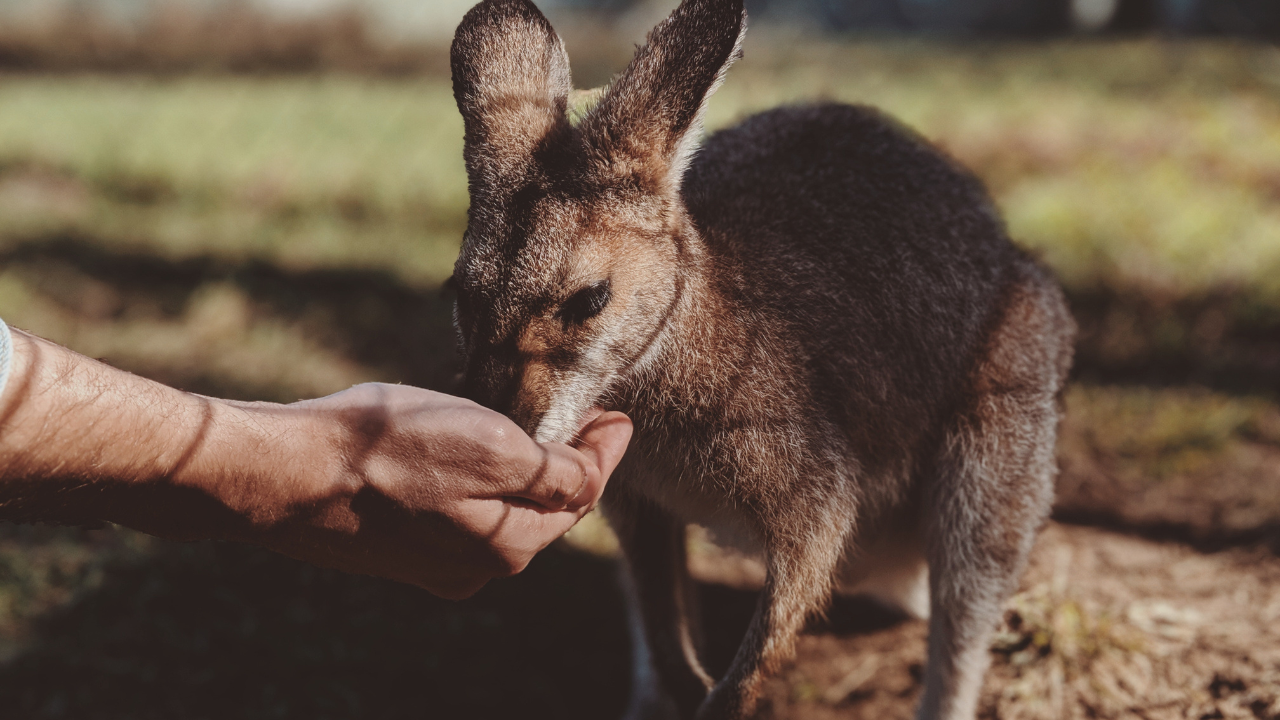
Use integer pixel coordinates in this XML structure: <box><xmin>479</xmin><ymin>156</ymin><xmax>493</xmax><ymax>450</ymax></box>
<box><xmin>567</xmin><ymin>474</ymin><xmax>594</xmax><ymax>509</ymax></box>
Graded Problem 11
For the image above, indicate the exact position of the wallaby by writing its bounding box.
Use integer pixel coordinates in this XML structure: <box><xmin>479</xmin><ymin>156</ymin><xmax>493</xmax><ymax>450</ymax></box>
<box><xmin>448</xmin><ymin>1</ymin><xmax>1075</xmax><ymax>718</ymax></box>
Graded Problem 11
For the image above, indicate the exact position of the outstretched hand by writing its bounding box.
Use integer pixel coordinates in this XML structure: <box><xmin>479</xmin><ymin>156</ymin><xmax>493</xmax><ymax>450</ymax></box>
<box><xmin>0</xmin><ymin>329</ymin><xmax>632</xmax><ymax>600</ymax></box>
<box><xmin>258</xmin><ymin>384</ymin><xmax>633</xmax><ymax>599</ymax></box>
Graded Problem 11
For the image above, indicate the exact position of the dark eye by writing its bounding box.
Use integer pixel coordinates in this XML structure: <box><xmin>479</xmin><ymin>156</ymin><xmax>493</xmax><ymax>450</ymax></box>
<box><xmin>558</xmin><ymin>280</ymin><xmax>611</xmax><ymax>326</ymax></box>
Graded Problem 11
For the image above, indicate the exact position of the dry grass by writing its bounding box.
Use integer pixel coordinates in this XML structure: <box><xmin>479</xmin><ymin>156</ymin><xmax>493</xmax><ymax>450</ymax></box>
<box><xmin>989</xmin><ymin>569</ymin><xmax>1149</xmax><ymax>720</ymax></box>
<box><xmin>980</xmin><ymin>527</ymin><xmax>1280</xmax><ymax>720</ymax></box>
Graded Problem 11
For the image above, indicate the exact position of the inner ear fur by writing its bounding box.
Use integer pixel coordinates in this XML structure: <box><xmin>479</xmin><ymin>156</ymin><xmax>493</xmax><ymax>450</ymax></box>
<box><xmin>451</xmin><ymin>0</ymin><xmax>573</xmax><ymax>194</ymax></box>
<box><xmin>580</xmin><ymin>0</ymin><xmax>746</xmax><ymax>193</ymax></box>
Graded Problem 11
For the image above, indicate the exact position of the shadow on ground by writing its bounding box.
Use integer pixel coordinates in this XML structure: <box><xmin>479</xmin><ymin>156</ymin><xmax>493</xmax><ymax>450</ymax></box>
<box><xmin>0</xmin><ymin>235</ymin><xmax>462</xmax><ymax>399</ymax></box>
<box><xmin>1070</xmin><ymin>284</ymin><xmax>1280</xmax><ymax>397</ymax></box>
<box><xmin>0</xmin><ymin>536</ymin><xmax>913</xmax><ymax>720</ymax></box>
<box><xmin>0</xmin><ymin>540</ymin><xmax>629</xmax><ymax>720</ymax></box>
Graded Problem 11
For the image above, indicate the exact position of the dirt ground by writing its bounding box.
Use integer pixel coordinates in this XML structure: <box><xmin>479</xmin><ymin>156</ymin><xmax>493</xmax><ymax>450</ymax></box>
<box><xmin>641</xmin><ymin>423</ymin><xmax>1280</xmax><ymax>720</ymax></box>
<box><xmin>747</xmin><ymin>522</ymin><xmax>1280</xmax><ymax>720</ymax></box>
<box><xmin>3</xmin><ymin>496</ymin><xmax>1279</xmax><ymax>719</ymax></box>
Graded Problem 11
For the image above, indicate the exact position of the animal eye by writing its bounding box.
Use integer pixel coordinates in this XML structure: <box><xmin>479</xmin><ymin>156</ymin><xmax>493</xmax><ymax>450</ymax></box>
<box><xmin>558</xmin><ymin>280</ymin><xmax>612</xmax><ymax>326</ymax></box>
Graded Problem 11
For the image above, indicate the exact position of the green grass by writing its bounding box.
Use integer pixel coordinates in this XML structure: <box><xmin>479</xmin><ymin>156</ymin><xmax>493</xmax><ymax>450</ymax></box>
<box><xmin>3</xmin><ymin>39</ymin><xmax>1280</xmax><ymax>301</ymax></box>
<box><xmin>0</xmin><ymin>76</ymin><xmax>468</xmax><ymax>283</ymax></box>
<box><xmin>1</xmin><ymin>40</ymin><xmax>1278</xmax><ymax>403</ymax></box>
<box><xmin>1064</xmin><ymin>384</ymin><xmax>1280</xmax><ymax>479</ymax></box>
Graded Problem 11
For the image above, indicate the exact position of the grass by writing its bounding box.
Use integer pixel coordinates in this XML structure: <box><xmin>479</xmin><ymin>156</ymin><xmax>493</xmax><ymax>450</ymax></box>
<box><xmin>1</xmin><ymin>35</ymin><xmax>1280</xmax><ymax>717</ymax></box>
<box><xmin>3</xmin><ymin>39</ymin><xmax>1280</xmax><ymax>298</ymax></box>
<box><xmin>0</xmin><ymin>76</ymin><xmax>468</xmax><ymax>282</ymax></box>
<box><xmin>990</xmin><ymin>583</ymin><xmax>1147</xmax><ymax>720</ymax></box>
<box><xmin>2</xmin><ymin>39</ymin><xmax>1279</xmax><ymax>402</ymax></box>
<box><xmin>1064</xmin><ymin>385</ymin><xmax>1280</xmax><ymax>480</ymax></box>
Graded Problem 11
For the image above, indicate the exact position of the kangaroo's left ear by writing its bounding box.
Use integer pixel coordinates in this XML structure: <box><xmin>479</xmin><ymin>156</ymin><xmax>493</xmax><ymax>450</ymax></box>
<box><xmin>451</xmin><ymin>0</ymin><xmax>573</xmax><ymax>199</ymax></box>
<box><xmin>579</xmin><ymin>0</ymin><xmax>747</xmax><ymax>195</ymax></box>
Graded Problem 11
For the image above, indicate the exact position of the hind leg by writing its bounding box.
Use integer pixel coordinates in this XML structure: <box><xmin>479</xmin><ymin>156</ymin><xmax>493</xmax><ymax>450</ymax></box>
<box><xmin>918</xmin><ymin>386</ymin><xmax>1060</xmax><ymax>720</ymax></box>
<box><xmin>918</xmin><ymin>265</ymin><xmax>1072</xmax><ymax>720</ymax></box>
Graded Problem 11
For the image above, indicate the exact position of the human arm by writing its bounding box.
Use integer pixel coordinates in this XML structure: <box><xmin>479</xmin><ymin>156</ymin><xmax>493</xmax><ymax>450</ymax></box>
<box><xmin>0</xmin><ymin>327</ymin><xmax>632</xmax><ymax>599</ymax></box>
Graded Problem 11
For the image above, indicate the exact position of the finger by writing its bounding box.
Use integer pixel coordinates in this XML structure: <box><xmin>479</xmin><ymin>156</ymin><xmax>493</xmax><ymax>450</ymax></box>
<box><xmin>523</xmin><ymin>410</ymin><xmax>632</xmax><ymax>512</ymax></box>
<box><xmin>498</xmin><ymin>441</ymin><xmax>597</xmax><ymax>511</ymax></box>
<box><xmin>496</xmin><ymin>412</ymin><xmax>631</xmax><ymax>512</ymax></box>
<box><xmin>493</xmin><ymin>497</ymin><xmax>597</xmax><ymax>560</ymax></box>
<box><xmin>516</xmin><ymin>503</ymin><xmax>591</xmax><ymax>551</ymax></box>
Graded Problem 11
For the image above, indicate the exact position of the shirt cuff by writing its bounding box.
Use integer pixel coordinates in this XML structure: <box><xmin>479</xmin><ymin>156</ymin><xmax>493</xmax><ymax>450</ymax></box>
<box><xmin>0</xmin><ymin>318</ymin><xmax>12</xmax><ymax>400</ymax></box>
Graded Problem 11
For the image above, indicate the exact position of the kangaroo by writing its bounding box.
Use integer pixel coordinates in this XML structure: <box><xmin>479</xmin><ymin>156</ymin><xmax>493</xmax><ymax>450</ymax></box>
<box><xmin>448</xmin><ymin>1</ymin><xmax>1075</xmax><ymax>718</ymax></box>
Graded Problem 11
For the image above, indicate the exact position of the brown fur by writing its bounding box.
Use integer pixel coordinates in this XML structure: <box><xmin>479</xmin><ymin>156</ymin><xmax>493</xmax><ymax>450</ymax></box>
<box><xmin>448</xmin><ymin>2</ymin><xmax>1076</xmax><ymax>718</ymax></box>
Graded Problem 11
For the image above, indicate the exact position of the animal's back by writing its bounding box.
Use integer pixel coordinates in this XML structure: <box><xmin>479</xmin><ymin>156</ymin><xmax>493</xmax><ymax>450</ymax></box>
<box><xmin>683</xmin><ymin>103</ymin><xmax>1034</xmax><ymax>461</ymax></box>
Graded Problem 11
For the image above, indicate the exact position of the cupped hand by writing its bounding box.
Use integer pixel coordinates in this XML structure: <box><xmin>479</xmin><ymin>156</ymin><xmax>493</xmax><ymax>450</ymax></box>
<box><xmin>250</xmin><ymin>383</ymin><xmax>632</xmax><ymax>599</ymax></box>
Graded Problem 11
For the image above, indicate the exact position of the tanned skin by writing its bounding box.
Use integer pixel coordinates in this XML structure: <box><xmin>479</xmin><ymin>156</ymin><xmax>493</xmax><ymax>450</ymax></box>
<box><xmin>0</xmin><ymin>327</ymin><xmax>632</xmax><ymax>600</ymax></box>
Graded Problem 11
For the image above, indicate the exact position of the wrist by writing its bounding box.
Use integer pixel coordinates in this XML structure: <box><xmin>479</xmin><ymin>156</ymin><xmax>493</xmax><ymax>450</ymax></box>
<box><xmin>177</xmin><ymin>398</ymin><xmax>359</xmax><ymax>546</ymax></box>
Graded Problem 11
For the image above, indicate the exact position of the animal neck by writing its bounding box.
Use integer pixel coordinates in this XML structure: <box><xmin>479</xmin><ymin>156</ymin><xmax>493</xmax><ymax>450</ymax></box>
<box><xmin>616</xmin><ymin>213</ymin><xmax>743</xmax><ymax>419</ymax></box>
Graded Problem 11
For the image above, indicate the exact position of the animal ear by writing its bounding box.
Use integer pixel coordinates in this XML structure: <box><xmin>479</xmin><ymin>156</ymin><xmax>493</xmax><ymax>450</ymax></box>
<box><xmin>451</xmin><ymin>0</ymin><xmax>573</xmax><ymax>194</ymax></box>
<box><xmin>580</xmin><ymin>0</ymin><xmax>746</xmax><ymax>194</ymax></box>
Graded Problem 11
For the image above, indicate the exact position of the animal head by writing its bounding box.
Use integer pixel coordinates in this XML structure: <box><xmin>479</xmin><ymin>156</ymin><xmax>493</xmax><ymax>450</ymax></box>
<box><xmin>450</xmin><ymin>0</ymin><xmax>746</xmax><ymax>442</ymax></box>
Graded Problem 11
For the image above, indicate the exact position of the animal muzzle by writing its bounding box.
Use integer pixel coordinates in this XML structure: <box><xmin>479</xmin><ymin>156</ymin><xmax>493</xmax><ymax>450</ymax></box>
<box><xmin>460</xmin><ymin>352</ymin><xmax>552</xmax><ymax>438</ymax></box>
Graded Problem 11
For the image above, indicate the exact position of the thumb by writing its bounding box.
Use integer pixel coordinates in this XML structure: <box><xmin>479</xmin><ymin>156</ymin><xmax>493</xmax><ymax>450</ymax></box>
<box><xmin>500</xmin><ymin>411</ymin><xmax>633</xmax><ymax>512</ymax></box>
<box><xmin>563</xmin><ymin>411</ymin><xmax>632</xmax><ymax>511</ymax></box>
<box><xmin>507</xmin><ymin>411</ymin><xmax>633</xmax><ymax>547</ymax></box>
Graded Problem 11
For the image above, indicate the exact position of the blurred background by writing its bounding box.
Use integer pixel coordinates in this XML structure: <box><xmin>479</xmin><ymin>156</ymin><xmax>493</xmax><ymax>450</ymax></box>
<box><xmin>2</xmin><ymin>0</ymin><xmax>1280</xmax><ymax>718</ymax></box>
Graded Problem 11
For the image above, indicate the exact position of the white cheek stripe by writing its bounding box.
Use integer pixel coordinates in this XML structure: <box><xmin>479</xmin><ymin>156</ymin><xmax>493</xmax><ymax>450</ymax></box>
<box><xmin>534</xmin><ymin>370</ymin><xmax>597</xmax><ymax>444</ymax></box>
<box><xmin>532</xmin><ymin>330</ymin><xmax>618</xmax><ymax>444</ymax></box>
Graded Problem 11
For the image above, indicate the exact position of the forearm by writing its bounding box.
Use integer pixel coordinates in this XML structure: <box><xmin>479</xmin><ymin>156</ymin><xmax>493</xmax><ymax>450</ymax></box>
<box><xmin>0</xmin><ymin>328</ymin><xmax>322</xmax><ymax>541</ymax></box>
<box><xmin>0</xmin><ymin>326</ymin><xmax>631</xmax><ymax>596</ymax></box>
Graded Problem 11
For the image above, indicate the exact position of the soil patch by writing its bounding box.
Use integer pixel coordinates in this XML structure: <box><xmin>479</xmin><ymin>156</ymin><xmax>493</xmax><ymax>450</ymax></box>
<box><xmin>750</xmin><ymin>523</ymin><xmax>1280</xmax><ymax>719</ymax></box>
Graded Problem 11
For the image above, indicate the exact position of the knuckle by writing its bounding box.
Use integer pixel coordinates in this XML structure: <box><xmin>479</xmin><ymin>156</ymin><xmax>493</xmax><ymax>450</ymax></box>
<box><xmin>348</xmin><ymin>381</ymin><xmax>387</xmax><ymax>400</ymax></box>
<box><xmin>468</xmin><ymin>414</ymin><xmax>524</xmax><ymax>458</ymax></box>
<box><xmin>544</xmin><ymin>485</ymin><xmax>571</xmax><ymax>509</ymax></box>
<box><xmin>473</xmin><ymin>417</ymin><xmax>515</xmax><ymax>450</ymax></box>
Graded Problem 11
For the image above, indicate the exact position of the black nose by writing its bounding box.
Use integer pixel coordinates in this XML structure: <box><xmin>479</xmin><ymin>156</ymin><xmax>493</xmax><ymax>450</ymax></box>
<box><xmin>461</xmin><ymin>351</ymin><xmax>520</xmax><ymax>416</ymax></box>
<box><xmin>461</xmin><ymin>350</ymin><xmax>552</xmax><ymax>437</ymax></box>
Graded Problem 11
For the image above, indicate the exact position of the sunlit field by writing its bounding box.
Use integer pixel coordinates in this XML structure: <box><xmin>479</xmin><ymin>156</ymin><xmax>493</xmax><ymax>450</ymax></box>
<box><xmin>3</xmin><ymin>39</ymin><xmax>1280</xmax><ymax>395</ymax></box>
<box><xmin>3</xmin><ymin>35</ymin><xmax>1280</xmax><ymax>718</ymax></box>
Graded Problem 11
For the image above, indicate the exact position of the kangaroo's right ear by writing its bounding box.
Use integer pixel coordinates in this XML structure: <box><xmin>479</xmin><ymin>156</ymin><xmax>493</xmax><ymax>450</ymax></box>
<box><xmin>451</xmin><ymin>0</ymin><xmax>572</xmax><ymax>195</ymax></box>
<box><xmin>580</xmin><ymin>0</ymin><xmax>746</xmax><ymax>196</ymax></box>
